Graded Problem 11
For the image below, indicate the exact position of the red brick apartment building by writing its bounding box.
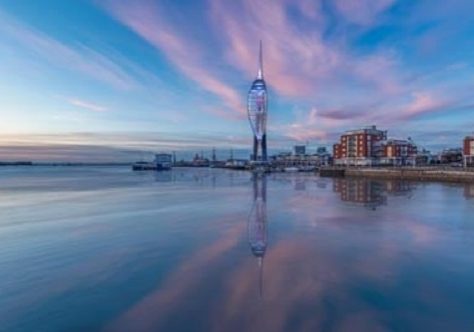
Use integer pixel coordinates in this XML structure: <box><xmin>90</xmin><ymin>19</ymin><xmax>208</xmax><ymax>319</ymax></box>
<box><xmin>333</xmin><ymin>126</ymin><xmax>417</xmax><ymax>166</ymax></box>
<box><xmin>333</xmin><ymin>126</ymin><xmax>387</xmax><ymax>166</ymax></box>
<box><xmin>378</xmin><ymin>139</ymin><xmax>418</xmax><ymax>166</ymax></box>
<box><xmin>464</xmin><ymin>136</ymin><xmax>474</xmax><ymax>167</ymax></box>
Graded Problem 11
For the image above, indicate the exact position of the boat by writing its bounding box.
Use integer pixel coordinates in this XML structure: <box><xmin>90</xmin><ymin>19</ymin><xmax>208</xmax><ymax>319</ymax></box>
<box><xmin>132</xmin><ymin>161</ymin><xmax>159</xmax><ymax>171</ymax></box>
<box><xmin>298</xmin><ymin>166</ymin><xmax>316</xmax><ymax>172</ymax></box>
<box><xmin>283</xmin><ymin>167</ymin><xmax>299</xmax><ymax>172</ymax></box>
<box><xmin>132</xmin><ymin>153</ymin><xmax>172</xmax><ymax>171</ymax></box>
<box><xmin>132</xmin><ymin>161</ymin><xmax>171</xmax><ymax>171</ymax></box>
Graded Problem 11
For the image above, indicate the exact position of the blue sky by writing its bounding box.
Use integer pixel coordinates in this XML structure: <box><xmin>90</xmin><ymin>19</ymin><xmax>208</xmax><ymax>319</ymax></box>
<box><xmin>0</xmin><ymin>0</ymin><xmax>473</xmax><ymax>161</ymax></box>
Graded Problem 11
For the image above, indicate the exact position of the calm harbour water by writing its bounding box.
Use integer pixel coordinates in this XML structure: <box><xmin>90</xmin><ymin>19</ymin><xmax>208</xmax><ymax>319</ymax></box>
<box><xmin>1</xmin><ymin>166</ymin><xmax>474</xmax><ymax>332</ymax></box>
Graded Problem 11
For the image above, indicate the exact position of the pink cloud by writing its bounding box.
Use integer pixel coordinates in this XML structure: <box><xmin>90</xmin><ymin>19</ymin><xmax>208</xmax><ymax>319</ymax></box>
<box><xmin>284</xmin><ymin>108</ymin><xmax>328</xmax><ymax>141</ymax></box>
<box><xmin>209</xmin><ymin>0</ymin><xmax>402</xmax><ymax>103</ymax></box>
<box><xmin>352</xmin><ymin>53</ymin><xmax>402</xmax><ymax>95</ymax></box>
<box><xmin>370</xmin><ymin>91</ymin><xmax>451</xmax><ymax>122</ymax></box>
<box><xmin>100</xmin><ymin>0</ymin><xmax>428</xmax><ymax>137</ymax></box>
<box><xmin>102</xmin><ymin>0</ymin><xmax>245</xmax><ymax>117</ymax></box>
<box><xmin>275</xmin><ymin>107</ymin><xmax>347</xmax><ymax>142</ymax></box>
<box><xmin>334</xmin><ymin>0</ymin><xmax>395</xmax><ymax>26</ymax></box>
<box><xmin>204</xmin><ymin>107</ymin><xmax>245</xmax><ymax>121</ymax></box>
<box><xmin>210</xmin><ymin>0</ymin><xmax>339</xmax><ymax>98</ymax></box>
<box><xmin>404</xmin><ymin>92</ymin><xmax>447</xmax><ymax>116</ymax></box>
<box><xmin>105</xmin><ymin>222</ymin><xmax>245</xmax><ymax>332</ymax></box>
<box><xmin>68</xmin><ymin>98</ymin><xmax>108</xmax><ymax>112</ymax></box>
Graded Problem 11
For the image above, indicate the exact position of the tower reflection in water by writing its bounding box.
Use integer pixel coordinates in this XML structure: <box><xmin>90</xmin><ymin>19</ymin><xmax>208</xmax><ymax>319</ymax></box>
<box><xmin>247</xmin><ymin>173</ymin><xmax>267</xmax><ymax>298</ymax></box>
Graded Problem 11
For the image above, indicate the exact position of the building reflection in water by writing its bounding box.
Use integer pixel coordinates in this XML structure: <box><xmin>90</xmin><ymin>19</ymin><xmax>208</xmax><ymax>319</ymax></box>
<box><xmin>294</xmin><ymin>179</ymin><xmax>306</xmax><ymax>191</ymax></box>
<box><xmin>154</xmin><ymin>170</ymin><xmax>174</xmax><ymax>182</ymax></box>
<box><xmin>465</xmin><ymin>183</ymin><xmax>474</xmax><ymax>199</ymax></box>
<box><xmin>248</xmin><ymin>173</ymin><xmax>267</xmax><ymax>298</ymax></box>
<box><xmin>333</xmin><ymin>178</ymin><xmax>416</xmax><ymax>210</ymax></box>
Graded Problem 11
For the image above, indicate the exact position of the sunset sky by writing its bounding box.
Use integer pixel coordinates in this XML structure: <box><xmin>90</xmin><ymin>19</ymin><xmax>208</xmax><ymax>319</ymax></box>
<box><xmin>1</xmin><ymin>0</ymin><xmax>474</xmax><ymax>161</ymax></box>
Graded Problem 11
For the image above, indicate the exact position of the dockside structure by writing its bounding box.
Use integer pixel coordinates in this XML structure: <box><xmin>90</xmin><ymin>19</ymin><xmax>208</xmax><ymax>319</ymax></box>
<box><xmin>333</xmin><ymin>126</ymin><xmax>387</xmax><ymax>166</ymax></box>
<box><xmin>464</xmin><ymin>136</ymin><xmax>474</xmax><ymax>167</ymax></box>
<box><xmin>333</xmin><ymin>125</ymin><xmax>417</xmax><ymax>166</ymax></box>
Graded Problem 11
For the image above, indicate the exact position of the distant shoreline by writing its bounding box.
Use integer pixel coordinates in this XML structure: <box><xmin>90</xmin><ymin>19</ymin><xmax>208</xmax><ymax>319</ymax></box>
<box><xmin>0</xmin><ymin>162</ymin><xmax>132</xmax><ymax>167</ymax></box>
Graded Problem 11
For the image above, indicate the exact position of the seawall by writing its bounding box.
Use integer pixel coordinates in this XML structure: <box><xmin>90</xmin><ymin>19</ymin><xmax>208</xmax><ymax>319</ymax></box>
<box><xmin>320</xmin><ymin>167</ymin><xmax>474</xmax><ymax>183</ymax></box>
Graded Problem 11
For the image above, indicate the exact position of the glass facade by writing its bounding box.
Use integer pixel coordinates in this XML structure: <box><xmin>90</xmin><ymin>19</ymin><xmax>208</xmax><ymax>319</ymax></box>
<box><xmin>247</xmin><ymin>42</ymin><xmax>268</xmax><ymax>161</ymax></box>
<box><xmin>247</xmin><ymin>79</ymin><xmax>267</xmax><ymax>140</ymax></box>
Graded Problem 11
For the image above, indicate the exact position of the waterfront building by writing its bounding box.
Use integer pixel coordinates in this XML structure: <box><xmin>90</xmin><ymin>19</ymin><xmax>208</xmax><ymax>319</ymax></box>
<box><xmin>414</xmin><ymin>148</ymin><xmax>434</xmax><ymax>166</ymax></box>
<box><xmin>294</xmin><ymin>145</ymin><xmax>306</xmax><ymax>156</ymax></box>
<box><xmin>248</xmin><ymin>41</ymin><xmax>268</xmax><ymax>162</ymax></box>
<box><xmin>192</xmin><ymin>153</ymin><xmax>210</xmax><ymax>167</ymax></box>
<box><xmin>154</xmin><ymin>153</ymin><xmax>172</xmax><ymax>170</ymax></box>
<box><xmin>270</xmin><ymin>147</ymin><xmax>331</xmax><ymax>169</ymax></box>
<box><xmin>378</xmin><ymin>138</ymin><xmax>418</xmax><ymax>166</ymax></box>
<box><xmin>439</xmin><ymin>148</ymin><xmax>463</xmax><ymax>165</ymax></box>
<box><xmin>463</xmin><ymin>136</ymin><xmax>474</xmax><ymax>167</ymax></box>
<box><xmin>333</xmin><ymin>126</ymin><xmax>421</xmax><ymax>166</ymax></box>
<box><xmin>224</xmin><ymin>159</ymin><xmax>247</xmax><ymax>169</ymax></box>
<box><xmin>317</xmin><ymin>146</ymin><xmax>328</xmax><ymax>155</ymax></box>
<box><xmin>315</xmin><ymin>147</ymin><xmax>332</xmax><ymax>165</ymax></box>
<box><xmin>333</xmin><ymin>125</ymin><xmax>387</xmax><ymax>166</ymax></box>
<box><xmin>154</xmin><ymin>153</ymin><xmax>172</xmax><ymax>166</ymax></box>
<box><xmin>133</xmin><ymin>153</ymin><xmax>172</xmax><ymax>171</ymax></box>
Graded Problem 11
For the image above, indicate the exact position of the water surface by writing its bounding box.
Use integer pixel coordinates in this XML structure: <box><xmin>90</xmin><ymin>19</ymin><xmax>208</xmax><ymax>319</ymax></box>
<box><xmin>1</xmin><ymin>167</ymin><xmax>474</xmax><ymax>332</ymax></box>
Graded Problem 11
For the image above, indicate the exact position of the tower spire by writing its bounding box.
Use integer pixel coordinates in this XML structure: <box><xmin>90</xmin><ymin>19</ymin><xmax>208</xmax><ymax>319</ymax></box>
<box><xmin>257</xmin><ymin>40</ymin><xmax>263</xmax><ymax>79</ymax></box>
